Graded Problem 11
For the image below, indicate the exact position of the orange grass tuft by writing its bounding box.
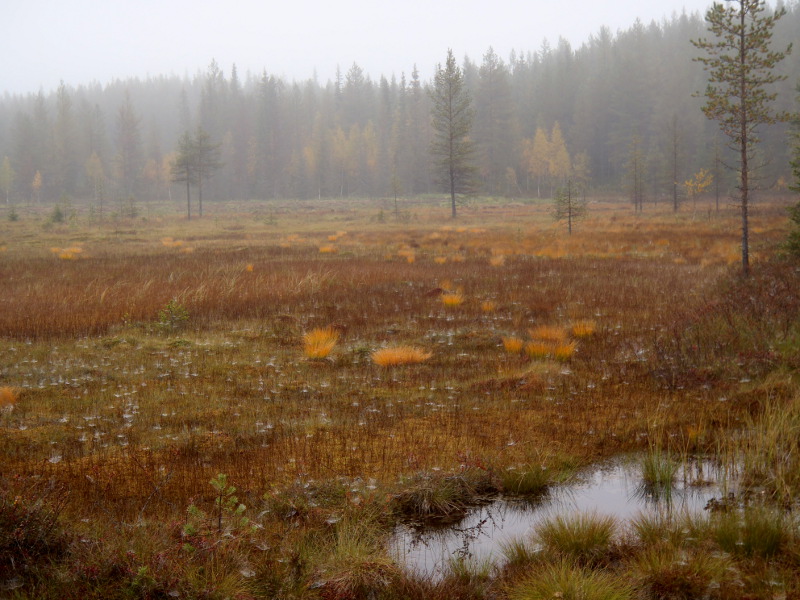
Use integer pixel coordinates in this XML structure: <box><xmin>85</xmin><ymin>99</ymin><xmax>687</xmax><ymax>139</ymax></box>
<box><xmin>502</xmin><ymin>336</ymin><xmax>524</xmax><ymax>354</ymax></box>
<box><xmin>303</xmin><ymin>326</ymin><xmax>340</xmax><ymax>359</ymax></box>
<box><xmin>481</xmin><ymin>301</ymin><xmax>497</xmax><ymax>313</ymax></box>
<box><xmin>529</xmin><ymin>325</ymin><xmax>568</xmax><ymax>343</ymax></box>
<box><xmin>396</xmin><ymin>248</ymin><xmax>415</xmax><ymax>263</ymax></box>
<box><xmin>524</xmin><ymin>340</ymin><xmax>553</xmax><ymax>360</ymax></box>
<box><xmin>371</xmin><ymin>346</ymin><xmax>432</xmax><ymax>366</ymax></box>
<box><xmin>0</xmin><ymin>386</ymin><xmax>18</xmax><ymax>409</ymax></box>
<box><xmin>161</xmin><ymin>237</ymin><xmax>185</xmax><ymax>248</ymax></box>
<box><xmin>553</xmin><ymin>341</ymin><xmax>577</xmax><ymax>361</ymax></box>
<box><xmin>441</xmin><ymin>291</ymin><xmax>464</xmax><ymax>308</ymax></box>
<box><xmin>570</xmin><ymin>320</ymin><xmax>597</xmax><ymax>338</ymax></box>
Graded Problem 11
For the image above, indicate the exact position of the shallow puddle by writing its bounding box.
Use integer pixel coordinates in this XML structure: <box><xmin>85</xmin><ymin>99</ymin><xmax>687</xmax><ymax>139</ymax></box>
<box><xmin>390</xmin><ymin>457</ymin><xmax>733</xmax><ymax>577</ymax></box>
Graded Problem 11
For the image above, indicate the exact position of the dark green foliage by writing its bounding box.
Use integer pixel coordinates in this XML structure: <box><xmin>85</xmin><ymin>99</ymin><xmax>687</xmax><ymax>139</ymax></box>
<box><xmin>48</xmin><ymin>204</ymin><xmax>65</xmax><ymax>223</ymax></box>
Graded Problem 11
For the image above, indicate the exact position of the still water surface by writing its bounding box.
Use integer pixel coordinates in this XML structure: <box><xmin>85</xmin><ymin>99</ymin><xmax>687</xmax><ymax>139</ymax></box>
<box><xmin>390</xmin><ymin>457</ymin><xmax>733</xmax><ymax>577</ymax></box>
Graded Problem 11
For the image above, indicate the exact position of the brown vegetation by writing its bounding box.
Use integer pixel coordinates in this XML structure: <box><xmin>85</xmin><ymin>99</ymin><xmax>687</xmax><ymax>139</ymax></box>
<box><xmin>0</xmin><ymin>197</ymin><xmax>798</xmax><ymax>598</ymax></box>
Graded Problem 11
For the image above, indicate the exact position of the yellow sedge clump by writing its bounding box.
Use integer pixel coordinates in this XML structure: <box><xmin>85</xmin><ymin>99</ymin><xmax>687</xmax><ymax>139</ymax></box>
<box><xmin>245</xmin><ymin>263</ymin><xmax>254</xmax><ymax>272</ymax></box>
<box><xmin>0</xmin><ymin>386</ymin><xmax>18</xmax><ymax>411</ymax></box>
<box><xmin>481</xmin><ymin>301</ymin><xmax>497</xmax><ymax>313</ymax></box>
<box><xmin>397</xmin><ymin>248</ymin><xmax>415</xmax><ymax>263</ymax></box>
<box><xmin>371</xmin><ymin>346</ymin><xmax>432</xmax><ymax>367</ymax></box>
<box><xmin>441</xmin><ymin>292</ymin><xmax>464</xmax><ymax>308</ymax></box>
<box><xmin>303</xmin><ymin>327</ymin><xmax>340</xmax><ymax>359</ymax></box>
<box><xmin>489</xmin><ymin>255</ymin><xmax>506</xmax><ymax>267</ymax></box>
<box><xmin>319</xmin><ymin>245</ymin><xmax>337</xmax><ymax>254</ymax></box>
<box><xmin>524</xmin><ymin>341</ymin><xmax>553</xmax><ymax>360</ymax></box>
<box><xmin>51</xmin><ymin>246</ymin><xmax>83</xmax><ymax>259</ymax></box>
<box><xmin>570</xmin><ymin>320</ymin><xmax>596</xmax><ymax>338</ymax></box>
<box><xmin>502</xmin><ymin>337</ymin><xmax>524</xmax><ymax>354</ymax></box>
<box><xmin>434</xmin><ymin>256</ymin><xmax>447</xmax><ymax>265</ymax></box>
<box><xmin>528</xmin><ymin>325</ymin><xmax>568</xmax><ymax>343</ymax></box>
<box><xmin>552</xmin><ymin>341</ymin><xmax>577</xmax><ymax>362</ymax></box>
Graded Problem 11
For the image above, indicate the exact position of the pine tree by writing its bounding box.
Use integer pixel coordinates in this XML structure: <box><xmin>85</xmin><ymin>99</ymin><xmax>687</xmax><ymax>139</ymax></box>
<box><xmin>171</xmin><ymin>131</ymin><xmax>197</xmax><ymax>220</ymax></box>
<box><xmin>692</xmin><ymin>0</ymin><xmax>791</xmax><ymax>274</ymax></box>
<box><xmin>171</xmin><ymin>128</ymin><xmax>223</xmax><ymax>220</ymax></box>
<box><xmin>554</xmin><ymin>178</ymin><xmax>587</xmax><ymax>234</ymax></box>
<box><xmin>193</xmin><ymin>126</ymin><xmax>223</xmax><ymax>217</ymax></box>
<box><xmin>625</xmin><ymin>135</ymin><xmax>646</xmax><ymax>213</ymax></box>
<box><xmin>115</xmin><ymin>92</ymin><xmax>144</xmax><ymax>200</ymax></box>
<box><xmin>430</xmin><ymin>49</ymin><xmax>477</xmax><ymax>218</ymax></box>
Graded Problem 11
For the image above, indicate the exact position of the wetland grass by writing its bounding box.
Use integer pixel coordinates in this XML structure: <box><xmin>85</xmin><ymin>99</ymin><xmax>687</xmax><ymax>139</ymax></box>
<box><xmin>1</xmin><ymin>198</ymin><xmax>798</xmax><ymax>598</ymax></box>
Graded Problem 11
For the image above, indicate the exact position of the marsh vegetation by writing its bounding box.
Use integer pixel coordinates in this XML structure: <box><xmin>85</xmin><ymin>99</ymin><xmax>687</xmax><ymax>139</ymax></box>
<box><xmin>1</xmin><ymin>196</ymin><xmax>799</xmax><ymax>599</ymax></box>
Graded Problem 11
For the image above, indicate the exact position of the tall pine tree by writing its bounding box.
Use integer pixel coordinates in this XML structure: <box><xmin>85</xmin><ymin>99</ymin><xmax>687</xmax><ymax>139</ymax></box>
<box><xmin>430</xmin><ymin>49</ymin><xmax>476</xmax><ymax>218</ymax></box>
<box><xmin>692</xmin><ymin>0</ymin><xmax>791</xmax><ymax>274</ymax></box>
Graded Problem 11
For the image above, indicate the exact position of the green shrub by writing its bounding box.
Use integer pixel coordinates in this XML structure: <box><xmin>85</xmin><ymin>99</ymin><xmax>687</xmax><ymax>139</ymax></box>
<box><xmin>156</xmin><ymin>298</ymin><xmax>189</xmax><ymax>333</ymax></box>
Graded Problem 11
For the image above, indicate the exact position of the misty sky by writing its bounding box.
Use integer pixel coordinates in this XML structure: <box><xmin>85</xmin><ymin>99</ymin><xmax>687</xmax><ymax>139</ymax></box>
<box><xmin>2</xmin><ymin>0</ymin><xmax>718</xmax><ymax>95</ymax></box>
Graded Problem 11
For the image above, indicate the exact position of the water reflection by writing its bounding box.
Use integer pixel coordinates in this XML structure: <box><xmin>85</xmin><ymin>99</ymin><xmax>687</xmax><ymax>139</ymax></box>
<box><xmin>390</xmin><ymin>456</ymin><xmax>730</xmax><ymax>578</ymax></box>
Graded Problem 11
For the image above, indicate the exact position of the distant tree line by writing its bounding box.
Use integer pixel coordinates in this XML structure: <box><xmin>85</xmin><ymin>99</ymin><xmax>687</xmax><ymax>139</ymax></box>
<box><xmin>0</xmin><ymin>7</ymin><xmax>798</xmax><ymax>209</ymax></box>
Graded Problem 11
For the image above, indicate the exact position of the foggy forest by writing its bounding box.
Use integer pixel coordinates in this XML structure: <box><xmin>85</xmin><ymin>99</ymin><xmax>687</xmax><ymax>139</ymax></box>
<box><xmin>1</xmin><ymin>7</ymin><xmax>798</xmax><ymax>207</ymax></box>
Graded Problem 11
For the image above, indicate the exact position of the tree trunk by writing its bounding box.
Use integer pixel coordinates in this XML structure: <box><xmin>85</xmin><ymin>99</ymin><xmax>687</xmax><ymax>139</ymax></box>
<box><xmin>186</xmin><ymin>179</ymin><xmax>192</xmax><ymax>221</ymax></box>
<box><xmin>739</xmin><ymin>5</ymin><xmax>750</xmax><ymax>276</ymax></box>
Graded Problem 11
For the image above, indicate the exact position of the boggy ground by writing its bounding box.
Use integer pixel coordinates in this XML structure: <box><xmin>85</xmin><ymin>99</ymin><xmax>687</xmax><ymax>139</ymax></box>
<box><xmin>1</xmin><ymin>196</ymin><xmax>799</xmax><ymax>599</ymax></box>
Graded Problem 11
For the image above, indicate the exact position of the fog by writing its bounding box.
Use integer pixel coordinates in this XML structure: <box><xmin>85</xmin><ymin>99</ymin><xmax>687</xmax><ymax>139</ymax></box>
<box><xmin>2</xmin><ymin>0</ymin><xmax>716</xmax><ymax>94</ymax></box>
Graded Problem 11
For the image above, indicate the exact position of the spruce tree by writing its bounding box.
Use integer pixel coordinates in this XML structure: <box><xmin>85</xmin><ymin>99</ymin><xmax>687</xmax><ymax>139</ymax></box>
<box><xmin>554</xmin><ymin>178</ymin><xmax>587</xmax><ymax>234</ymax></box>
<box><xmin>430</xmin><ymin>49</ymin><xmax>477</xmax><ymax>218</ymax></box>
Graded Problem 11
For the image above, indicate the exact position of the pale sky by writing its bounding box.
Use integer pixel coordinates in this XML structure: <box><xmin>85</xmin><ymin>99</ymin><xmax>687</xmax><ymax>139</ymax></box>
<box><xmin>1</xmin><ymin>0</ymin><xmax>717</xmax><ymax>95</ymax></box>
